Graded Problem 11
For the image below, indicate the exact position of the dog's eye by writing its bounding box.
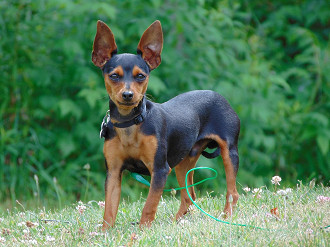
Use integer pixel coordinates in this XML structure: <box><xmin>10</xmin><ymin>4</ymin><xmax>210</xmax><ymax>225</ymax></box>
<box><xmin>135</xmin><ymin>73</ymin><xmax>146</xmax><ymax>82</ymax></box>
<box><xmin>109</xmin><ymin>73</ymin><xmax>120</xmax><ymax>81</ymax></box>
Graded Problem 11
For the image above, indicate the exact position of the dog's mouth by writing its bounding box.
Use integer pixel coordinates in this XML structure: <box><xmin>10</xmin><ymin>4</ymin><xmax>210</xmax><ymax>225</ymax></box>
<box><xmin>118</xmin><ymin>101</ymin><xmax>138</xmax><ymax>106</ymax></box>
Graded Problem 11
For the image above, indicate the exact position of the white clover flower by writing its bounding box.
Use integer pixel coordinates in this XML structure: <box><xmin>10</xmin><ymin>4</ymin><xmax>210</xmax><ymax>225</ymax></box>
<box><xmin>271</xmin><ymin>176</ymin><xmax>282</xmax><ymax>185</ymax></box>
<box><xmin>18</xmin><ymin>222</ymin><xmax>25</xmax><ymax>227</ymax></box>
<box><xmin>252</xmin><ymin>188</ymin><xmax>262</xmax><ymax>198</ymax></box>
<box><xmin>98</xmin><ymin>201</ymin><xmax>105</xmax><ymax>208</ymax></box>
<box><xmin>96</xmin><ymin>224</ymin><xmax>103</xmax><ymax>228</ymax></box>
<box><xmin>277</xmin><ymin>188</ymin><xmax>292</xmax><ymax>196</ymax></box>
<box><xmin>316</xmin><ymin>195</ymin><xmax>330</xmax><ymax>203</ymax></box>
<box><xmin>252</xmin><ymin>188</ymin><xmax>263</xmax><ymax>194</ymax></box>
<box><xmin>28</xmin><ymin>239</ymin><xmax>37</xmax><ymax>245</ymax></box>
<box><xmin>178</xmin><ymin>219</ymin><xmax>189</xmax><ymax>226</ymax></box>
<box><xmin>277</xmin><ymin>190</ymin><xmax>286</xmax><ymax>196</ymax></box>
<box><xmin>18</xmin><ymin>212</ymin><xmax>25</xmax><ymax>217</ymax></box>
<box><xmin>46</xmin><ymin>235</ymin><xmax>55</xmax><ymax>242</ymax></box>
<box><xmin>285</xmin><ymin>188</ymin><xmax>292</xmax><ymax>193</ymax></box>
<box><xmin>243</xmin><ymin>187</ymin><xmax>251</xmax><ymax>192</ymax></box>
<box><xmin>0</xmin><ymin>237</ymin><xmax>6</xmax><ymax>243</ymax></box>
<box><xmin>76</xmin><ymin>204</ymin><xmax>87</xmax><ymax>215</ymax></box>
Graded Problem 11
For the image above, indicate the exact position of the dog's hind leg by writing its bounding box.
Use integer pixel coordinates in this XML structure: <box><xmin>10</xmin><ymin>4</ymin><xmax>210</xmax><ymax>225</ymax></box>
<box><xmin>203</xmin><ymin>134</ymin><xmax>239</xmax><ymax>216</ymax></box>
<box><xmin>219</xmin><ymin>139</ymin><xmax>239</xmax><ymax>216</ymax></box>
<box><xmin>175</xmin><ymin>155</ymin><xmax>200</xmax><ymax>220</ymax></box>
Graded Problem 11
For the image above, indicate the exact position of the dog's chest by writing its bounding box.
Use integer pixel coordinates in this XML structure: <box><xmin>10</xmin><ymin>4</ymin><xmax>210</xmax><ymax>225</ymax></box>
<box><xmin>104</xmin><ymin>126</ymin><xmax>158</xmax><ymax>170</ymax></box>
<box><xmin>116</xmin><ymin>127</ymin><xmax>140</xmax><ymax>148</ymax></box>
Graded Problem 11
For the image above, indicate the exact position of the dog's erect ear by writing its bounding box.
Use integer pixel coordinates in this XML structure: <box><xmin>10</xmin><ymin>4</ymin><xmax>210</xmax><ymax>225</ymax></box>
<box><xmin>92</xmin><ymin>20</ymin><xmax>117</xmax><ymax>68</ymax></box>
<box><xmin>137</xmin><ymin>20</ymin><xmax>163</xmax><ymax>70</ymax></box>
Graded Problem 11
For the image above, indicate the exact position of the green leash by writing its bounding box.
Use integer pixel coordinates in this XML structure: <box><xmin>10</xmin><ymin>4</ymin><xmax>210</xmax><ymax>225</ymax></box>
<box><xmin>131</xmin><ymin>167</ymin><xmax>217</xmax><ymax>192</ymax></box>
<box><xmin>185</xmin><ymin>167</ymin><xmax>267</xmax><ymax>230</ymax></box>
<box><xmin>131</xmin><ymin>167</ymin><xmax>267</xmax><ymax>230</ymax></box>
<box><xmin>132</xmin><ymin>168</ymin><xmax>330</xmax><ymax>230</ymax></box>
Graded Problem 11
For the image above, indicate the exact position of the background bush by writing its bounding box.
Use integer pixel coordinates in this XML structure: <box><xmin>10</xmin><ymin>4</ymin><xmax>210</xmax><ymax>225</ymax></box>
<box><xmin>0</xmin><ymin>0</ymin><xmax>329</xmax><ymax>206</ymax></box>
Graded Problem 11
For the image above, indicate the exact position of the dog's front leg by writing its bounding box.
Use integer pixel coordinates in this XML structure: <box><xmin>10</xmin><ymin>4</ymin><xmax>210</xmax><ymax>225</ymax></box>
<box><xmin>102</xmin><ymin>165</ymin><xmax>122</xmax><ymax>230</ymax></box>
<box><xmin>140</xmin><ymin>166</ymin><xmax>170</xmax><ymax>227</ymax></box>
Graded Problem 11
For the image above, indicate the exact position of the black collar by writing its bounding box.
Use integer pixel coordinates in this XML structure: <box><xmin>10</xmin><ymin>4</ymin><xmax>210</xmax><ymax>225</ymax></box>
<box><xmin>109</xmin><ymin>97</ymin><xmax>147</xmax><ymax>128</ymax></box>
<box><xmin>100</xmin><ymin>97</ymin><xmax>147</xmax><ymax>139</ymax></box>
<box><xmin>111</xmin><ymin>106</ymin><xmax>146</xmax><ymax>128</ymax></box>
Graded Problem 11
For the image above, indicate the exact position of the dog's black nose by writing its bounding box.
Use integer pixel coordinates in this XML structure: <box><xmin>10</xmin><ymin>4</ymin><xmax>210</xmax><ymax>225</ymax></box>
<box><xmin>122</xmin><ymin>91</ymin><xmax>134</xmax><ymax>101</ymax></box>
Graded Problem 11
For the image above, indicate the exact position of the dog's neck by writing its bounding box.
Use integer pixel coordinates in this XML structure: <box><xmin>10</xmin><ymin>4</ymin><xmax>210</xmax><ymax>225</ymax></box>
<box><xmin>108</xmin><ymin>96</ymin><xmax>147</xmax><ymax>128</ymax></box>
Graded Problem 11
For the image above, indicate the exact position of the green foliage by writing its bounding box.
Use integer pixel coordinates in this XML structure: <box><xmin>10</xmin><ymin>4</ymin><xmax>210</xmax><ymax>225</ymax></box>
<box><xmin>0</xmin><ymin>0</ymin><xmax>329</xmax><ymax>205</ymax></box>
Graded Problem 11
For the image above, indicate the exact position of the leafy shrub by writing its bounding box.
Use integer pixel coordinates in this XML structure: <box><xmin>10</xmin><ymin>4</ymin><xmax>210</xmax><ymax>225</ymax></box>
<box><xmin>0</xmin><ymin>0</ymin><xmax>328</xmax><ymax>205</ymax></box>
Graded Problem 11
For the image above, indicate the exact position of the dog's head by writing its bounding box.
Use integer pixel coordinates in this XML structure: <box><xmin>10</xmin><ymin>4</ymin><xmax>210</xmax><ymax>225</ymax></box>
<box><xmin>92</xmin><ymin>20</ymin><xmax>163</xmax><ymax>114</ymax></box>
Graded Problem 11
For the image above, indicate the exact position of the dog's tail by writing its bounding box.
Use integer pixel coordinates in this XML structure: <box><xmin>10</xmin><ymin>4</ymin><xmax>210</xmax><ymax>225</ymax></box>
<box><xmin>201</xmin><ymin>147</ymin><xmax>220</xmax><ymax>159</ymax></box>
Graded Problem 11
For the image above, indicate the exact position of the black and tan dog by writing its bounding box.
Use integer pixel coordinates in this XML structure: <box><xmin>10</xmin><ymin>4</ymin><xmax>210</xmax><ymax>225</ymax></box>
<box><xmin>92</xmin><ymin>20</ymin><xmax>240</xmax><ymax>230</ymax></box>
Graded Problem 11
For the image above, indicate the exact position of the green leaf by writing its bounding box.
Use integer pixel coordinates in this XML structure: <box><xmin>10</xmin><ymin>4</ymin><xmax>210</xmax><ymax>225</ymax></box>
<box><xmin>269</xmin><ymin>75</ymin><xmax>291</xmax><ymax>92</ymax></box>
<box><xmin>78</xmin><ymin>88</ymin><xmax>104</xmax><ymax>108</ymax></box>
<box><xmin>57</xmin><ymin>99</ymin><xmax>82</xmax><ymax>119</ymax></box>
<box><xmin>57</xmin><ymin>136</ymin><xmax>75</xmax><ymax>158</ymax></box>
<box><xmin>317</xmin><ymin>135</ymin><xmax>329</xmax><ymax>156</ymax></box>
<box><xmin>147</xmin><ymin>76</ymin><xmax>166</xmax><ymax>95</ymax></box>
<box><xmin>97</xmin><ymin>3</ymin><xmax>116</xmax><ymax>19</ymax></box>
<box><xmin>74</xmin><ymin>122</ymin><xmax>99</xmax><ymax>146</ymax></box>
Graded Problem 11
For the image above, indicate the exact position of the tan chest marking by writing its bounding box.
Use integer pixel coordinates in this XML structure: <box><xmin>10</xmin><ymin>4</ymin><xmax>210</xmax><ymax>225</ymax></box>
<box><xmin>103</xmin><ymin>126</ymin><xmax>158</xmax><ymax>172</ymax></box>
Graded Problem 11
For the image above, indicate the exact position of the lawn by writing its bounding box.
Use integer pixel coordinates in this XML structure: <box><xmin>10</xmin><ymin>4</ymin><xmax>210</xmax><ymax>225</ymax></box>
<box><xmin>0</xmin><ymin>181</ymin><xmax>329</xmax><ymax>246</ymax></box>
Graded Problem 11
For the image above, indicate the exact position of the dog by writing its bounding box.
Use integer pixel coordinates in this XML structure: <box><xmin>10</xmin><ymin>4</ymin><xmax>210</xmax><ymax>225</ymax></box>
<box><xmin>92</xmin><ymin>20</ymin><xmax>240</xmax><ymax>229</ymax></box>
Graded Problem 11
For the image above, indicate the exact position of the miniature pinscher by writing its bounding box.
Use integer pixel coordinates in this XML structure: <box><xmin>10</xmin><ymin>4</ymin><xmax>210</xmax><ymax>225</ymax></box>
<box><xmin>92</xmin><ymin>20</ymin><xmax>240</xmax><ymax>230</ymax></box>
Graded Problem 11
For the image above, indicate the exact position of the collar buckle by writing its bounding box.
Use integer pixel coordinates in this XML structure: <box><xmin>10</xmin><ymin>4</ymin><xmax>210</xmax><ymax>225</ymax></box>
<box><xmin>134</xmin><ymin>114</ymin><xmax>144</xmax><ymax>125</ymax></box>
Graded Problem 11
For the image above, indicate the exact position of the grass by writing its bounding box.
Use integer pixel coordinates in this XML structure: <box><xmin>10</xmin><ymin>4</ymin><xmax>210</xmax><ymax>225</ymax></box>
<box><xmin>0</xmin><ymin>182</ymin><xmax>329</xmax><ymax>246</ymax></box>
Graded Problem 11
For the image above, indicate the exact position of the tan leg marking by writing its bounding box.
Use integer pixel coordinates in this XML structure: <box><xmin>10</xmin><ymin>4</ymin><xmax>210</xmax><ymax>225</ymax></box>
<box><xmin>139</xmin><ymin>187</ymin><xmax>164</xmax><ymax>227</ymax></box>
<box><xmin>102</xmin><ymin>139</ymin><xmax>124</xmax><ymax>230</ymax></box>
<box><xmin>102</xmin><ymin>167</ymin><xmax>122</xmax><ymax>230</ymax></box>
<box><xmin>139</xmin><ymin>167</ymin><xmax>171</xmax><ymax>227</ymax></box>
<box><xmin>175</xmin><ymin>155</ymin><xmax>200</xmax><ymax>220</ymax></box>
<box><xmin>205</xmin><ymin>134</ymin><xmax>239</xmax><ymax>215</ymax></box>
